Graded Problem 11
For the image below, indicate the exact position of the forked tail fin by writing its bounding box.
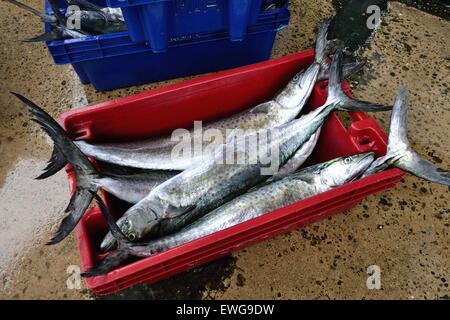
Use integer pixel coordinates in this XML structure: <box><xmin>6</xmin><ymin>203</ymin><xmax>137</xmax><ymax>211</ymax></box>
<box><xmin>11</xmin><ymin>92</ymin><xmax>99</xmax><ymax>244</ymax></box>
<box><xmin>362</xmin><ymin>87</ymin><xmax>450</xmax><ymax>186</ymax></box>
<box><xmin>326</xmin><ymin>49</ymin><xmax>392</xmax><ymax>113</ymax></box>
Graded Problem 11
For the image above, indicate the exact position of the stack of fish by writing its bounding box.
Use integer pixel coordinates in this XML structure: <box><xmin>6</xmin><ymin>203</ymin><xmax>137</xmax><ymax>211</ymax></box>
<box><xmin>5</xmin><ymin>0</ymin><xmax>126</xmax><ymax>42</ymax></box>
<box><xmin>12</xmin><ymin>18</ymin><xmax>449</xmax><ymax>277</ymax></box>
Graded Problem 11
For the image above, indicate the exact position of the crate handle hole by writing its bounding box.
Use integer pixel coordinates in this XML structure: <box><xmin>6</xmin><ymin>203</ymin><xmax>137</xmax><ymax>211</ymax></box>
<box><xmin>358</xmin><ymin>137</ymin><xmax>372</xmax><ymax>145</ymax></box>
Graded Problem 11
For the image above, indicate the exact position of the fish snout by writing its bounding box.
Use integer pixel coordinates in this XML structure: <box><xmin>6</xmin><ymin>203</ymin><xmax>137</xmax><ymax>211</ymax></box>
<box><xmin>99</xmin><ymin>216</ymin><xmax>128</xmax><ymax>252</ymax></box>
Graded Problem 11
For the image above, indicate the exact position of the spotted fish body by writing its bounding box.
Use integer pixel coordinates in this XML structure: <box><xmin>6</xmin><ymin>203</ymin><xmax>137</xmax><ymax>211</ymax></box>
<box><xmin>74</xmin><ymin>57</ymin><xmax>364</xmax><ymax>172</ymax></box>
<box><xmin>139</xmin><ymin>179</ymin><xmax>318</xmax><ymax>253</ymax></box>
<box><xmin>153</xmin><ymin>169</ymin><xmax>319</xmax><ymax>241</ymax></box>
<box><xmin>109</xmin><ymin>110</ymin><xmax>333</xmax><ymax>243</ymax></box>
<box><xmin>130</xmin><ymin>153</ymin><xmax>375</xmax><ymax>255</ymax></box>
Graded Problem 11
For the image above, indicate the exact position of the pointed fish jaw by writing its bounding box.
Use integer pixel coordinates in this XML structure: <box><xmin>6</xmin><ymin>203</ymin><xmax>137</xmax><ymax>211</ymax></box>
<box><xmin>274</xmin><ymin>63</ymin><xmax>321</xmax><ymax>112</ymax></box>
<box><xmin>100</xmin><ymin>231</ymin><xmax>117</xmax><ymax>252</ymax></box>
<box><xmin>351</xmin><ymin>152</ymin><xmax>376</xmax><ymax>180</ymax></box>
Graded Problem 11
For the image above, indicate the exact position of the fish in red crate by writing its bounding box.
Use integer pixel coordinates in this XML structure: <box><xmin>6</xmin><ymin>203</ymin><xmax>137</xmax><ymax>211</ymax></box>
<box><xmin>95</xmin><ymin>50</ymin><xmax>392</xmax><ymax>249</ymax></box>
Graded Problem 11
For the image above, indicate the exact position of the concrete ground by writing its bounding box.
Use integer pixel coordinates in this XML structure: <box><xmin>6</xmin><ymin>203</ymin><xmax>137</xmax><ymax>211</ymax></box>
<box><xmin>0</xmin><ymin>1</ymin><xmax>448</xmax><ymax>299</ymax></box>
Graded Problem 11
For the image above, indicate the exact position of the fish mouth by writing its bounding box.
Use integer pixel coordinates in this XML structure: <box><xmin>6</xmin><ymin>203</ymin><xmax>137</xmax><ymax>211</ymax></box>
<box><xmin>355</xmin><ymin>152</ymin><xmax>376</xmax><ymax>178</ymax></box>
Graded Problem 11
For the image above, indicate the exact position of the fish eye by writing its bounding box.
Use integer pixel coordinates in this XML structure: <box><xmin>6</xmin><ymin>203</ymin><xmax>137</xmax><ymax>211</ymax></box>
<box><xmin>293</xmin><ymin>74</ymin><xmax>300</xmax><ymax>81</ymax></box>
<box><xmin>127</xmin><ymin>233</ymin><xmax>136</xmax><ymax>241</ymax></box>
<box><xmin>344</xmin><ymin>157</ymin><xmax>353</xmax><ymax>164</ymax></box>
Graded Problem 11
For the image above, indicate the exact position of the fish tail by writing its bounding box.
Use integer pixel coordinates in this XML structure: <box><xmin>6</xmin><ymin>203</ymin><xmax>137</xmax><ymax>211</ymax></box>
<box><xmin>91</xmin><ymin>192</ymin><xmax>130</xmax><ymax>244</ymax></box>
<box><xmin>11</xmin><ymin>92</ymin><xmax>99</xmax><ymax>245</ymax></box>
<box><xmin>82</xmin><ymin>193</ymin><xmax>133</xmax><ymax>277</ymax></box>
<box><xmin>326</xmin><ymin>49</ymin><xmax>392</xmax><ymax>113</ymax></box>
<box><xmin>362</xmin><ymin>87</ymin><xmax>450</xmax><ymax>186</ymax></box>
<box><xmin>342</xmin><ymin>60</ymin><xmax>366</xmax><ymax>78</ymax></box>
<box><xmin>314</xmin><ymin>17</ymin><xmax>332</xmax><ymax>70</ymax></box>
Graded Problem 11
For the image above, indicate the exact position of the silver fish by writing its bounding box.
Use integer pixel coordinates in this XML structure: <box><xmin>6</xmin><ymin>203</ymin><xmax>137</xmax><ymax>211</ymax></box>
<box><xmin>362</xmin><ymin>86</ymin><xmax>450</xmax><ymax>186</ymax></box>
<box><xmin>64</xmin><ymin>9</ymin><xmax>126</xmax><ymax>35</ymax></box>
<box><xmin>42</xmin><ymin>17</ymin><xmax>365</xmax><ymax>176</ymax></box>
<box><xmin>68</xmin><ymin>0</ymin><xmax>124</xmax><ymax>22</ymax></box>
<box><xmin>11</xmin><ymin>93</ymin><xmax>178</xmax><ymax>245</ymax></box>
<box><xmin>6</xmin><ymin>0</ymin><xmax>126</xmax><ymax>42</ymax></box>
<box><xmin>99</xmin><ymin>49</ymin><xmax>391</xmax><ymax>250</ymax></box>
<box><xmin>83</xmin><ymin>152</ymin><xmax>375</xmax><ymax>277</ymax></box>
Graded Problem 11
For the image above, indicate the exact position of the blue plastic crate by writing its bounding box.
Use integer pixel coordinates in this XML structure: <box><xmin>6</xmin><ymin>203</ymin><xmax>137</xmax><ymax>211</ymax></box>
<box><xmin>51</xmin><ymin>0</ymin><xmax>289</xmax><ymax>52</ymax></box>
<box><xmin>45</xmin><ymin>2</ymin><xmax>290</xmax><ymax>91</ymax></box>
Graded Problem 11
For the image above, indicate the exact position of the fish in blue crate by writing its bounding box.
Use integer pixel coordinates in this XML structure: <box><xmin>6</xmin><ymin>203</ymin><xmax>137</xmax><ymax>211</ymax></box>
<box><xmin>5</xmin><ymin>0</ymin><xmax>126</xmax><ymax>42</ymax></box>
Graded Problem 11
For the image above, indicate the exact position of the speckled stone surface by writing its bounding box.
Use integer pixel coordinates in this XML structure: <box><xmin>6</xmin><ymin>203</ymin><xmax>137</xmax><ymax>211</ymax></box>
<box><xmin>0</xmin><ymin>1</ymin><xmax>448</xmax><ymax>299</ymax></box>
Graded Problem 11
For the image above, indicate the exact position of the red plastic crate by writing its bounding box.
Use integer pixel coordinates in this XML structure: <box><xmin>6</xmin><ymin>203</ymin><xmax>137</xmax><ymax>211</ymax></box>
<box><xmin>60</xmin><ymin>50</ymin><xmax>404</xmax><ymax>295</ymax></box>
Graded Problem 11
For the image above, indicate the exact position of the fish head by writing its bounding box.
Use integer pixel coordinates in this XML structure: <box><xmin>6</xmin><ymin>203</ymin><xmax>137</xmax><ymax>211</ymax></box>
<box><xmin>280</xmin><ymin>63</ymin><xmax>321</xmax><ymax>110</ymax></box>
<box><xmin>120</xmin><ymin>202</ymin><xmax>163</xmax><ymax>242</ymax></box>
<box><xmin>317</xmin><ymin>152</ymin><xmax>375</xmax><ymax>188</ymax></box>
<box><xmin>100</xmin><ymin>201</ymin><xmax>162</xmax><ymax>251</ymax></box>
<box><xmin>292</xmin><ymin>62</ymin><xmax>321</xmax><ymax>92</ymax></box>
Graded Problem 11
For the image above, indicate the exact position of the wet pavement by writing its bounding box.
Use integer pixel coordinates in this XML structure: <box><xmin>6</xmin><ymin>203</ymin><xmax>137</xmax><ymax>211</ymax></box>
<box><xmin>0</xmin><ymin>1</ymin><xmax>449</xmax><ymax>299</ymax></box>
